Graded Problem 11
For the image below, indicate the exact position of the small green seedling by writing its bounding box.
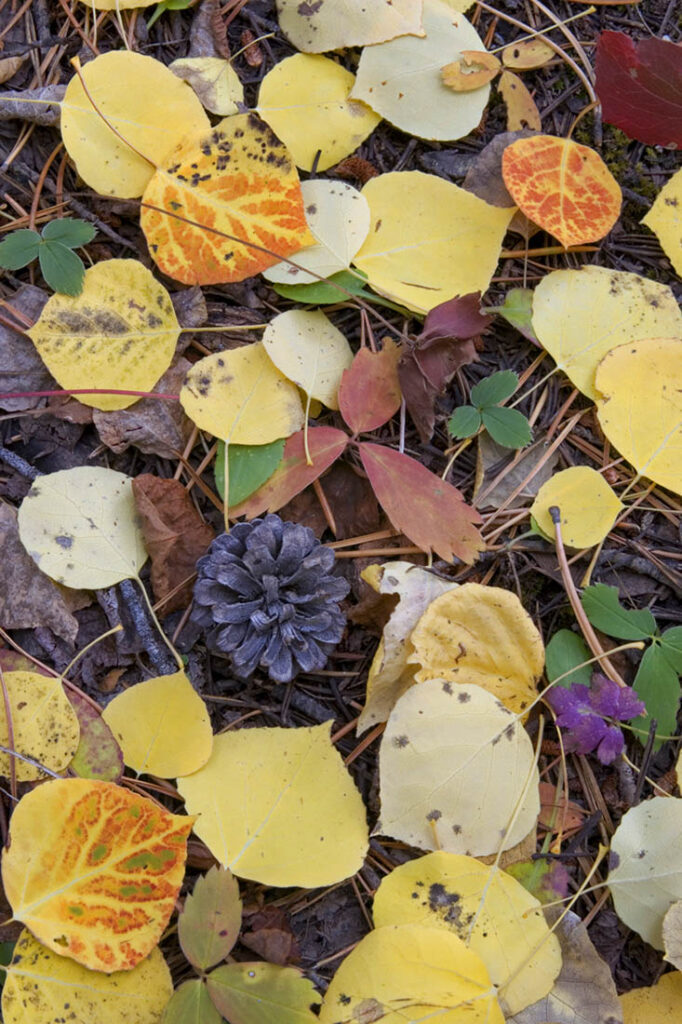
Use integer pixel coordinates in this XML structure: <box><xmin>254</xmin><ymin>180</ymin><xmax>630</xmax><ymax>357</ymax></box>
<box><xmin>448</xmin><ymin>369</ymin><xmax>532</xmax><ymax>449</ymax></box>
<box><xmin>147</xmin><ymin>0</ymin><xmax>194</xmax><ymax>29</ymax></box>
<box><xmin>0</xmin><ymin>218</ymin><xmax>96</xmax><ymax>296</ymax></box>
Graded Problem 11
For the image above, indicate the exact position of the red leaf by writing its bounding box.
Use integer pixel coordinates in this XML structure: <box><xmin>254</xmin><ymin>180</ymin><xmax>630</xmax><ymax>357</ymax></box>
<box><xmin>595</xmin><ymin>31</ymin><xmax>682</xmax><ymax>149</ymax></box>
<box><xmin>338</xmin><ymin>340</ymin><xmax>402</xmax><ymax>434</ymax></box>
<box><xmin>358</xmin><ymin>442</ymin><xmax>484</xmax><ymax>564</ymax></box>
<box><xmin>420</xmin><ymin>292</ymin><xmax>492</xmax><ymax>344</ymax></box>
<box><xmin>230</xmin><ymin>427</ymin><xmax>348</xmax><ymax>519</ymax></box>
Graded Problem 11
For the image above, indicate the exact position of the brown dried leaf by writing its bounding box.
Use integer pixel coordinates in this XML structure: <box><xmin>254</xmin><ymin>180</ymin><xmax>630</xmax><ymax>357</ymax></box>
<box><xmin>0</xmin><ymin>285</ymin><xmax>52</xmax><ymax>412</ymax></box>
<box><xmin>317</xmin><ymin>461</ymin><xmax>381</xmax><ymax>540</ymax></box>
<box><xmin>0</xmin><ymin>56</ymin><xmax>26</xmax><ymax>85</ymax></box>
<box><xmin>241</xmin><ymin>906</ymin><xmax>301</xmax><ymax>966</ymax></box>
<box><xmin>462</xmin><ymin>130</ymin><xmax>538</xmax><ymax>237</ymax></box>
<box><xmin>0</xmin><ymin>85</ymin><xmax>64</xmax><ymax>125</ymax></box>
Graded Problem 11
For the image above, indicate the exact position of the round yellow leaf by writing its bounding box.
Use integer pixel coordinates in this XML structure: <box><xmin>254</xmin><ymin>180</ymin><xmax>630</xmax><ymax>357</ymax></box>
<box><xmin>642</xmin><ymin>167</ymin><xmax>682</xmax><ymax>277</ymax></box>
<box><xmin>596</xmin><ymin>338</ymin><xmax>682</xmax><ymax>497</ymax></box>
<box><xmin>27</xmin><ymin>259</ymin><xmax>180</xmax><ymax>411</ymax></box>
<box><xmin>620</xmin><ymin>971</ymin><xmax>682</xmax><ymax>1024</ymax></box>
<box><xmin>531</xmin><ymin>466</ymin><xmax>623</xmax><ymax>548</ymax></box>
<box><xmin>257</xmin><ymin>54</ymin><xmax>380</xmax><ymax>172</ymax></box>
<box><xmin>0</xmin><ymin>671</ymin><xmax>80</xmax><ymax>781</ymax></box>
<box><xmin>169</xmin><ymin>57</ymin><xmax>244</xmax><ymax>116</ymax></box>
<box><xmin>17</xmin><ymin>466</ymin><xmax>147</xmax><ymax>589</ymax></box>
<box><xmin>177</xmin><ymin>722</ymin><xmax>368</xmax><ymax>887</ymax></box>
<box><xmin>373</xmin><ymin>851</ymin><xmax>562</xmax><ymax>1016</ymax></box>
<box><xmin>102</xmin><ymin>671</ymin><xmax>212</xmax><ymax>779</ymax></box>
<box><xmin>319</xmin><ymin>924</ymin><xmax>504</xmax><ymax>1024</ymax></box>
<box><xmin>408</xmin><ymin>583</ymin><xmax>544</xmax><ymax>715</ymax></box>
<box><xmin>531</xmin><ymin>266</ymin><xmax>682</xmax><ymax>399</ymax></box>
<box><xmin>180</xmin><ymin>343</ymin><xmax>304</xmax><ymax>443</ymax></box>
<box><xmin>61</xmin><ymin>51</ymin><xmax>209</xmax><ymax>199</ymax></box>
<box><xmin>276</xmin><ymin>0</ymin><xmax>425</xmax><ymax>52</ymax></box>
<box><xmin>2</xmin><ymin>929</ymin><xmax>173</xmax><ymax>1024</ymax></box>
<box><xmin>262</xmin><ymin>309</ymin><xmax>353</xmax><ymax>409</ymax></box>
<box><xmin>351</xmin><ymin>0</ymin><xmax>491</xmax><ymax>141</ymax></box>
<box><xmin>353</xmin><ymin>171</ymin><xmax>514</xmax><ymax>314</ymax></box>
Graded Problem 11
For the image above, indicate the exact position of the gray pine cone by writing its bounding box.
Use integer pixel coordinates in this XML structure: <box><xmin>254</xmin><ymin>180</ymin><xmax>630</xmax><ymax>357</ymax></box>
<box><xmin>192</xmin><ymin>514</ymin><xmax>349</xmax><ymax>683</ymax></box>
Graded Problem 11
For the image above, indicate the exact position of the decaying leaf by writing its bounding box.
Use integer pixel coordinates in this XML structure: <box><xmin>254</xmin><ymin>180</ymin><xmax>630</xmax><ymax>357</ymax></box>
<box><xmin>502</xmin><ymin>38</ymin><xmax>554</xmax><ymax>70</ymax></box>
<box><xmin>531</xmin><ymin>466</ymin><xmax>623</xmax><ymax>548</ymax></box>
<box><xmin>207</xmin><ymin>962</ymin><xmax>321</xmax><ymax>1024</ymax></box>
<box><xmin>474</xmin><ymin>434</ymin><xmax>558</xmax><ymax>510</ymax></box>
<box><xmin>275</xmin><ymin>0</ymin><xmax>425</xmax><ymax>52</ymax></box>
<box><xmin>642</xmin><ymin>167</ymin><xmax>682</xmax><ymax>277</ymax></box>
<box><xmin>262</xmin><ymin>310</ymin><xmax>353</xmax><ymax>410</ymax></box>
<box><xmin>338</xmin><ymin>340</ymin><xmax>402</xmax><ymax>435</ymax></box>
<box><xmin>0</xmin><ymin>283</ymin><xmax>52</xmax><ymax>412</ymax></box>
<box><xmin>178</xmin><ymin>865</ymin><xmax>242</xmax><ymax>972</ymax></box>
<box><xmin>170</xmin><ymin>57</ymin><xmax>244</xmax><ymax>115</ymax></box>
<box><xmin>619</xmin><ymin>971</ymin><xmax>682</xmax><ymax>1024</ymax></box>
<box><xmin>67</xmin><ymin>689</ymin><xmax>124</xmax><ymax>783</ymax></box>
<box><xmin>0</xmin><ymin>671</ymin><xmax>80</xmax><ymax>781</ymax></box>
<box><xmin>498</xmin><ymin>70</ymin><xmax>542</xmax><ymax>131</ymax></box>
<box><xmin>442</xmin><ymin>51</ymin><xmax>501</xmax><ymax>92</ymax></box>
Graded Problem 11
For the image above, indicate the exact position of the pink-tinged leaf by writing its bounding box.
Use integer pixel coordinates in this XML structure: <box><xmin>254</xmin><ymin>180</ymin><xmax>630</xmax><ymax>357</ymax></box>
<box><xmin>178</xmin><ymin>865</ymin><xmax>242</xmax><ymax>972</ymax></box>
<box><xmin>420</xmin><ymin>292</ymin><xmax>492</xmax><ymax>345</ymax></box>
<box><xmin>0</xmin><ymin>650</ymin><xmax>52</xmax><ymax>675</ymax></box>
<box><xmin>358</xmin><ymin>443</ymin><xmax>484</xmax><ymax>563</ymax></box>
<box><xmin>229</xmin><ymin>427</ymin><xmax>348</xmax><ymax>519</ymax></box>
<box><xmin>595</xmin><ymin>31</ymin><xmax>682</xmax><ymax>149</ymax></box>
<box><xmin>338</xmin><ymin>340</ymin><xmax>402</xmax><ymax>435</ymax></box>
<box><xmin>67</xmin><ymin>690</ymin><xmax>124</xmax><ymax>784</ymax></box>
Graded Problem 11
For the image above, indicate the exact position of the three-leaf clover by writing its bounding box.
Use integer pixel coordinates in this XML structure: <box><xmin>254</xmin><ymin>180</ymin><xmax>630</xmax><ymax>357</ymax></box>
<box><xmin>0</xmin><ymin>218</ymin><xmax>96</xmax><ymax>296</ymax></box>
<box><xmin>447</xmin><ymin>369</ymin><xmax>532</xmax><ymax>449</ymax></box>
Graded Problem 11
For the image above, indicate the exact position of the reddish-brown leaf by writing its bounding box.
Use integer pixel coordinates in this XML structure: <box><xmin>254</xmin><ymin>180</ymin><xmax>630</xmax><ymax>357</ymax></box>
<box><xmin>595</xmin><ymin>31</ymin><xmax>682</xmax><ymax>149</ymax></box>
<box><xmin>230</xmin><ymin>427</ymin><xmax>349</xmax><ymax>519</ymax></box>
<box><xmin>358</xmin><ymin>443</ymin><xmax>484</xmax><ymax>563</ymax></box>
<box><xmin>241</xmin><ymin>906</ymin><xmax>301</xmax><ymax>966</ymax></box>
<box><xmin>67</xmin><ymin>690</ymin><xmax>124</xmax><ymax>784</ymax></box>
<box><xmin>338</xmin><ymin>340</ymin><xmax>402</xmax><ymax>435</ymax></box>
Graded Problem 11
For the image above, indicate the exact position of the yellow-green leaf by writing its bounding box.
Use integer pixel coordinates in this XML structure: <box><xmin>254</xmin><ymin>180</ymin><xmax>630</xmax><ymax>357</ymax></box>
<box><xmin>207</xmin><ymin>963</ymin><xmax>320</xmax><ymax>1024</ymax></box>
<box><xmin>17</xmin><ymin>466</ymin><xmax>147</xmax><ymax>589</ymax></box>
<box><xmin>0</xmin><ymin>671</ymin><xmax>80</xmax><ymax>781</ymax></box>
<box><xmin>178</xmin><ymin>866</ymin><xmax>242</xmax><ymax>972</ymax></box>
<box><xmin>169</xmin><ymin>57</ymin><xmax>244</xmax><ymax>116</ymax></box>
<box><xmin>177</xmin><ymin>722</ymin><xmax>368</xmax><ymax>887</ymax></box>
<box><xmin>27</xmin><ymin>259</ymin><xmax>180</xmax><ymax>411</ymax></box>
<box><xmin>276</xmin><ymin>0</ymin><xmax>425</xmax><ymax>52</ymax></box>
<box><xmin>262</xmin><ymin>310</ymin><xmax>353</xmax><ymax>409</ymax></box>
<box><xmin>642</xmin><ymin>167</ymin><xmax>682</xmax><ymax>277</ymax></box>
<box><xmin>101</xmin><ymin>670</ymin><xmax>213</xmax><ymax>779</ymax></box>
<box><xmin>530</xmin><ymin>466</ymin><xmax>623</xmax><ymax>548</ymax></box>
<box><xmin>162</xmin><ymin>980</ymin><xmax>222</xmax><ymax>1024</ymax></box>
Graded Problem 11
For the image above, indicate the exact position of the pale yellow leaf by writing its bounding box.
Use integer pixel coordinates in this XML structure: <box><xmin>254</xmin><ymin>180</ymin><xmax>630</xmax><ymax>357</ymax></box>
<box><xmin>663</xmin><ymin>901</ymin><xmax>682</xmax><ymax>969</ymax></box>
<box><xmin>102</xmin><ymin>671</ymin><xmax>212</xmax><ymax>779</ymax></box>
<box><xmin>177</xmin><ymin>722</ymin><xmax>368</xmax><ymax>887</ymax></box>
<box><xmin>531</xmin><ymin>466</ymin><xmax>623</xmax><ymax>548</ymax></box>
<box><xmin>276</xmin><ymin>0</ymin><xmax>425</xmax><ymax>52</ymax></box>
<box><xmin>353</xmin><ymin>171</ymin><xmax>514</xmax><ymax>314</ymax></box>
<box><xmin>378</xmin><ymin>680</ymin><xmax>540</xmax><ymax>856</ymax></box>
<box><xmin>620</xmin><ymin>971</ymin><xmax>682</xmax><ymax>1024</ymax></box>
<box><xmin>27</xmin><ymin>259</ymin><xmax>180</xmax><ymax>411</ymax></box>
<box><xmin>351</xmin><ymin>1</ymin><xmax>490</xmax><ymax>141</ymax></box>
<box><xmin>179</xmin><ymin>343</ymin><xmax>304</xmax><ymax>443</ymax></box>
<box><xmin>408</xmin><ymin>583</ymin><xmax>544</xmax><ymax>716</ymax></box>
<box><xmin>256</xmin><ymin>54</ymin><xmax>380</xmax><ymax>172</ymax></box>
<box><xmin>169</xmin><ymin>57</ymin><xmax>244</xmax><ymax>116</ymax></box>
<box><xmin>0</xmin><ymin>671</ymin><xmax>80</xmax><ymax>781</ymax></box>
<box><xmin>17</xmin><ymin>466</ymin><xmax>147</xmax><ymax>589</ymax></box>
<box><xmin>373</xmin><ymin>851</ymin><xmax>561</xmax><ymax>1016</ymax></box>
<box><xmin>319</xmin><ymin>924</ymin><xmax>504</xmax><ymax>1024</ymax></box>
<box><xmin>61</xmin><ymin>51</ymin><xmax>209</xmax><ymax>198</ymax></box>
<box><xmin>642</xmin><ymin>167</ymin><xmax>682</xmax><ymax>277</ymax></box>
<box><xmin>499</xmin><ymin>70</ymin><xmax>542</xmax><ymax>131</ymax></box>
<box><xmin>263</xmin><ymin>179</ymin><xmax>370</xmax><ymax>285</ymax></box>
<box><xmin>531</xmin><ymin>266</ymin><xmax>682</xmax><ymax>399</ymax></box>
<box><xmin>262</xmin><ymin>310</ymin><xmax>353</xmax><ymax>409</ymax></box>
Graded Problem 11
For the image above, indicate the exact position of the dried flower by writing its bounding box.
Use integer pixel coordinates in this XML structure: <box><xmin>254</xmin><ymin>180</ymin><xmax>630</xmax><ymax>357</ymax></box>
<box><xmin>547</xmin><ymin>673</ymin><xmax>645</xmax><ymax>764</ymax></box>
<box><xmin>192</xmin><ymin>514</ymin><xmax>349</xmax><ymax>683</ymax></box>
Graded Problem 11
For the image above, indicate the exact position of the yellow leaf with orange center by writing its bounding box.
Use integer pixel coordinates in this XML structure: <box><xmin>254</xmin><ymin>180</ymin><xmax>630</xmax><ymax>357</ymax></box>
<box><xmin>2</xmin><ymin>779</ymin><xmax>193</xmax><ymax>972</ymax></box>
<box><xmin>501</xmin><ymin>135</ymin><xmax>621</xmax><ymax>247</ymax></box>
<box><xmin>140</xmin><ymin>113</ymin><xmax>314</xmax><ymax>285</ymax></box>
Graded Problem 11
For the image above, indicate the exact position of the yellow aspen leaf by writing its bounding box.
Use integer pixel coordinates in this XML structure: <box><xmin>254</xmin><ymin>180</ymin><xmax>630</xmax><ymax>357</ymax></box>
<box><xmin>502</xmin><ymin>38</ymin><xmax>554</xmax><ymax>69</ymax></box>
<box><xmin>276</xmin><ymin>0</ymin><xmax>425</xmax><ymax>52</ymax></box>
<box><xmin>353</xmin><ymin>171</ymin><xmax>514</xmax><ymax>314</ymax></box>
<box><xmin>2</xmin><ymin>779</ymin><xmax>193</xmax><ymax>972</ymax></box>
<box><xmin>642</xmin><ymin>166</ymin><xmax>682</xmax><ymax>277</ymax></box>
<box><xmin>351</xmin><ymin>1</ymin><xmax>490</xmax><ymax>141</ymax></box>
<box><xmin>441</xmin><ymin>50</ymin><xmax>501</xmax><ymax>91</ymax></box>
<box><xmin>179</xmin><ymin>343</ymin><xmax>304</xmax><ymax>443</ymax></box>
<box><xmin>27</xmin><ymin>259</ymin><xmax>180</xmax><ymax>411</ymax></box>
<box><xmin>498</xmin><ymin>70</ymin><xmax>542</xmax><ymax>131</ymax></box>
<box><xmin>169</xmin><ymin>57</ymin><xmax>244</xmax><ymax>116</ymax></box>
<box><xmin>208</xmin><ymin>963</ymin><xmax>321</xmax><ymax>1024</ymax></box>
<box><xmin>373</xmin><ymin>852</ymin><xmax>562</xmax><ymax>1016</ymax></box>
<box><xmin>2</xmin><ymin>929</ymin><xmax>173</xmax><ymax>1024</ymax></box>
<box><xmin>502</xmin><ymin>135</ymin><xmax>621</xmax><ymax>247</ymax></box>
<box><xmin>531</xmin><ymin>466</ymin><xmax>623</xmax><ymax>548</ymax></box>
<box><xmin>531</xmin><ymin>266</ymin><xmax>682</xmax><ymax>399</ymax></box>
<box><xmin>621</xmin><ymin>972</ymin><xmax>682</xmax><ymax>1024</ymax></box>
<box><xmin>177</xmin><ymin>722</ymin><xmax>368</xmax><ymax>887</ymax></box>
<box><xmin>60</xmin><ymin>51</ymin><xmax>209</xmax><ymax>199</ymax></box>
<box><xmin>17</xmin><ymin>466</ymin><xmax>147</xmax><ymax>590</ymax></box>
<box><xmin>257</xmin><ymin>54</ymin><xmax>380</xmax><ymax>172</ymax></box>
<box><xmin>596</xmin><ymin>338</ymin><xmax>682</xmax><ymax>496</ymax></box>
<box><xmin>262</xmin><ymin>310</ymin><xmax>353</xmax><ymax>410</ymax></box>
<box><xmin>0</xmin><ymin>671</ymin><xmax>80</xmax><ymax>781</ymax></box>
<box><xmin>408</xmin><ymin>583</ymin><xmax>544</xmax><ymax>716</ymax></box>
<box><xmin>319</xmin><ymin>924</ymin><xmax>504</xmax><ymax>1024</ymax></box>
<box><xmin>263</xmin><ymin>179</ymin><xmax>370</xmax><ymax>285</ymax></box>
<box><xmin>101</xmin><ymin>671</ymin><xmax>213</xmax><ymax>779</ymax></box>
<box><xmin>377</xmin><ymin>680</ymin><xmax>540</xmax><ymax>856</ymax></box>
<box><xmin>141</xmin><ymin>113</ymin><xmax>314</xmax><ymax>285</ymax></box>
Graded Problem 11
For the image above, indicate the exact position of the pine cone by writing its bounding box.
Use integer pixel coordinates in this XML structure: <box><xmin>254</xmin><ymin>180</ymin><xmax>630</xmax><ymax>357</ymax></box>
<box><xmin>192</xmin><ymin>514</ymin><xmax>349</xmax><ymax>683</ymax></box>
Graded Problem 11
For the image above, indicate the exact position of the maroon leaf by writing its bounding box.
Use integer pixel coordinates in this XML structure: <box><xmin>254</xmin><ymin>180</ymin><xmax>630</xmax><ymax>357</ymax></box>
<box><xmin>230</xmin><ymin>427</ymin><xmax>349</xmax><ymax>519</ymax></box>
<box><xmin>338</xmin><ymin>340</ymin><xmax>402</xmax><ymax>435</ymax></box>
<box><xmin>595</xmin><ymin>31</ymin><xmax>682</xmax><ymax>148</ymax></box>
<box><xmin>67</xmin><ymin>690</ymin><xmax>124</xmax><ymax>783</ymax></box>
<box><xmin>420</xmin><ymin>292</ymin><xmax>493</xmax><ymax>344</ymax></box>
<box><xmin>358</xmin><ymin>442</ymin><xmax>484</xmax><ymax>564</ymax></box>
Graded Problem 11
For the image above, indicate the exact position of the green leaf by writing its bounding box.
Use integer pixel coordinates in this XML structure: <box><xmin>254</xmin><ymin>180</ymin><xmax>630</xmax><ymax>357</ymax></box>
<box><xmin>481</xmin><ymin>406</ymin><xmax>532</xmax><ymax>448</ymax></box>
<box><xmin>581</xmin><ymin>584</ymin><xmax>657</xmax><ymax>641</ymax></box>
<box><xmin>41</xmin><ymin>218</ymin><xmax>96</xmax><ymax>248</ymax></box>
<box><xmin>207</xmin><ymin>963</ymin><xmax>320</xmax><ymax>1024</ymax></box>
<box><xmin>470</xmin><ymin>369</ymin><xmax>518</xmax><ymax>408</ymax></box>
<box><xmin>0</xmin><ymin>229</ymin><xmax>41</xmax><ymax>270</ymax></box>
<box><xmin>496</xmin><ymin>288</ymin><xmax>537</xmax><ymax>342</ymax></box>
<box><xmin>215</xmin><ymin>439</ymin><xmax>286</xmax><ymax>506</ymax></box>
<box><xmin>273</xmin><ymin>269</ymin><xmax>408</xmax><ymax>312</ymax></box>
<box><xmin>178</xmin><ymin>866</ymin><xmax>242</xmax><ymax>972</ymax></box>
<box><xmin>447</xmin><ymin>405</ymin><xmax>482</xmax><ymax>439</ymax></box>
<box><xmin>660</xmin><ymin>626</ymin><xmax>682</xmax><ymax>673</ymax></box>
<box><xmin>630</xmin><ymin>643</ymin><xmax>680</xmax><ymax>750</ymax></box>
<box><xmin>0</xmin><ymin>941</ymin><xmax>15</xmax><ymax>993</ymax></box>
<box><xmin>545</xmin><ymin>630</ymin><xmax>592</xmax><ymax>688</ymax></box>
<box><xmin>147</xmin><ymin>0</ymin><xmax>194</xmax><ymax>29</ymax></box>
<box><xmin>37</xmin><ymin>241</ymin><xmax>85</xmax><ymax>296</ymax></box>
<box><xmin>161</xmin><ymin>980</ymin><xmax>222</xmax><ymax>1024</ymax></box>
